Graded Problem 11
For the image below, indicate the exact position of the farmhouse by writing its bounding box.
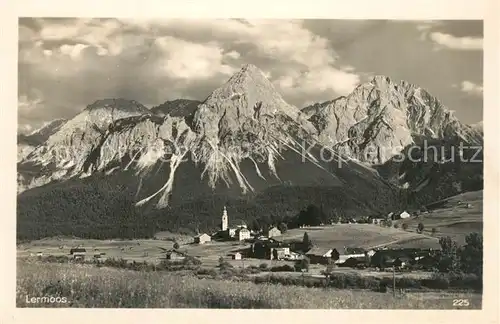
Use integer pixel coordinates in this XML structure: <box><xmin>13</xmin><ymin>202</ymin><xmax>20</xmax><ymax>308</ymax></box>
<box><xmin>270</xmin><ymin>246</ymin><xmax>291</xmax><ymax>260</ymax></box>
<box><xmin>194</xmin><ymin>233</ymin><xmax>211</xmax><ymax>244</ymax></box>
<box><xmin>231</xmin><ymin>252</ymin><xmax>242</xmax><ymax>260</ymax></box>
<box><xmin>266</xmin><ymin>226</ymin><xmax>282</xmax><ymax>238</ymax></box>
<box><xmin>335</xmin><ymin>247</ymin><xmax>367</xmax><ymax>266</ymax></box>
<box><xmin>371</xmin><ymin>218</ymin><xmax>385</xmax><ymax>225</ymax></box>
<box><xmin>236</xmin><ymin>228</ymin><xmax>251</xmax><ymax>241</ymax></box>
<box><xmin>70</xmin><ymin>248</ymin><xmax>86</xmax><ymax>260</ymax></box>
<box><xmin>306</xmin><ymin>247</ymin><xmax>338</xmax><ymax>265</ymax></box>
<box><xmin>251</xmin><ymin>238</ymin><xmax>289</xmax><ymax>259</ymax></box>
<box><xmin>399</xmin><ymin>211</ymin><xmax>410</xmax><ymax>219</ymax></box>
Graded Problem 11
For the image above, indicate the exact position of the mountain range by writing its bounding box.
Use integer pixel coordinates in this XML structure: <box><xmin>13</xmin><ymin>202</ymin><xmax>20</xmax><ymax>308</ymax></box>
<box><xmin>16</xmin><ymin>64</ymin><xmax>483</xmax><ymax>240</ymax></box>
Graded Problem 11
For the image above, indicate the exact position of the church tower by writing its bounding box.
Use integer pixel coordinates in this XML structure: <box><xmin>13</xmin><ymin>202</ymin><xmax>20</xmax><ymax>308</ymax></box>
<box><xmin>221</xmin><ymin>206</ymin><xmax>228</xmax><ymax>231</ymax></box>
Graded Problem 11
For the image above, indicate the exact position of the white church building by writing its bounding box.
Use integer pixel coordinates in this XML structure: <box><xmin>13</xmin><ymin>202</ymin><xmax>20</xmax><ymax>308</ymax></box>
<box><xmin>219</xmin><ymin>206</ymin><xmax>250</xmax><ymax>241</ymax></box>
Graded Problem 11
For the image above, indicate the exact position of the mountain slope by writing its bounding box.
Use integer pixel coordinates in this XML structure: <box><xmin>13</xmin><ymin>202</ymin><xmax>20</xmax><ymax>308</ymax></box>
<box><xmin>17</xmin><ymin>64</ymin><xmax>399</xmax><ymax>240</ymax></box>
<box><xmin>150</xmin><ymin>99</ymin><xmax>201</xmax><ymax>117</ymax></box>
<box><xmin>17</xmin><ymin>119</ymin><xmax>67</xmax><ymax>162</ymax></box>
<box><xmin>306</xmin><ymin>76</ymin><xmax>482</xmax><ymax>165</ymax></box>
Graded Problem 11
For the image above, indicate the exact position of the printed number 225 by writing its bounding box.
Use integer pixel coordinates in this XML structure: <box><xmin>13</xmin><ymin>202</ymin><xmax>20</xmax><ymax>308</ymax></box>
<box><xmin>453</xmin><ymin>299</ymin><xmax>470</xmax><ymax>307</ymax></box>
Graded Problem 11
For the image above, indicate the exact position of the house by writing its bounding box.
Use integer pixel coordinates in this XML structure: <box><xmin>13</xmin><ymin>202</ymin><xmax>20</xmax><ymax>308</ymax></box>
<box><xmin>194</xmin><ymin>233</ymin><xmax>211</xmax><ymax>244</ymax></box>
<box><xmin>372</xmin><ymin>218</ymin><xmax>385</xmax><ymax>225</ymax></box>
<box><xmin>266</xmin><ymin>227</ymin><xmax>282</xmax><ymax>238</ymax></box>
<box><xmin>334</xmin><ymin>247</ymin><xmax>367</xmax><ymax>266</ymax></box>
<box><xmin>270</xmin><ymin>247</ymin><xmax>291</xmax><ymax>260</ymax></box>
<box><xmin>166</xmin><ymin>250</ymin><xmax>187</xmax><ymax>261</ymax></box>
<box><xmin>70</xmin><ymin>248</ymin><xmax>86</xmax><ymax>259</ymax></box>
<box><xmin>231</xmin><ymin>252</ymin><xmax>242</xmax><ymax>260</ymax></box>
<box><xmin>36</xmin><ymin>252</ymin><xmax>43</xmax><ymax>257</ymax></box>
<box><xmin>236</xmin><ymin>228</ymin><xmax>251</xmax><ymax>241</ymax></box>
<box><xmin>399</xmin><ymin>211</ymin><xmax>411</xmax><ymax>219</ymax></box>
<box><xmin>306</xmin><ymin>247</ymin><xmax>337</xmax><ymax>264</ymax></box>
<box><xmin>251</xmin><ymin>239</ymin><xmax>288</xmax><ymax>259</ymax></box>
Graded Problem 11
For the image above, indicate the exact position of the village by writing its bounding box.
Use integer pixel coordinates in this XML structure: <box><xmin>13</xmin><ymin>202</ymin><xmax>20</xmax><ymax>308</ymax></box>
<box><xmin>21</xmin><ymin>203</ymin><xmax>460</xmax><ymax>278</ymax></box>
<box><xmin>18</xmin><ymin>189</ymin><xmax>483</xmax><ymax>281</ymax></box>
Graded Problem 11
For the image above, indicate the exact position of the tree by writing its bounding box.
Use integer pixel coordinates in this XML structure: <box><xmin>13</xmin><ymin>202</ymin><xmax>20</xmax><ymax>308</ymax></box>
<box><xmin>272</xmin><ymin>248</ymin><xmax>279</xmax><ymax>261</ymax></box>
<box><xmin>437</xmin><ymin>236</ymin><xmax>461</xmax><ymax>273</ymax></box>
<box><xmin>302</xmin><ymin>232</ymin><xmax>312</xmax><ymax>250</ymax></box>
<box><xmin>393</xmin><ymin>223</ymin><xmax>400</xmax><ymax>229</ymax></box>
<box><xmin>431</xmin><ymin>228</ymin><xmax>437</xmax><ymax>236</ymax></box>
<box><xmin>278</xmin><ymin>222</ymin><xmax>288</xmax><ymax>234</ymax></box>
<box><xmin>402</xmin><ymin>223</ymin><xmax>409</xmax><ymax>231</ymax></box>
<box><xmin>173</xmin><ymin>242</ymin><xmax>180</xmax><ymax>249</ymax></box>
<box><xmin>460</xmin><ymin>232</ymin><xmax>483</xmax><ymax>276</ymax></box>
<box><xmin>385</xmin><ymin>219</ymin><xmax>393</xmax><ymax>228</ymax></box>
<box><xmin>298</xmin><ymin>257</ymin><xmax>310</xmax><ymax>272</ymax></box>
<box><xmin>298</xmin><ymin>204</ymin><xmax>327</xmax><ymax>226</ymax></box>
<box><xmin>417</xmin><ymin>222</ymin><xmax>424</xmax><ymax>234</ymax></box>
<box><xmin>330</xmin><ymin>248</ymin><xmax>340</xmax><ymax>262</ymax></box>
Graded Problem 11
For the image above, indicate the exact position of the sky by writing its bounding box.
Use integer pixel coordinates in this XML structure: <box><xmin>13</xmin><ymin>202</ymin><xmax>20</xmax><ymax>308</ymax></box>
<box><xmin>18</xmin><ymin>18</ymin><xmax>483</xmax><ymax>134</ymax></box>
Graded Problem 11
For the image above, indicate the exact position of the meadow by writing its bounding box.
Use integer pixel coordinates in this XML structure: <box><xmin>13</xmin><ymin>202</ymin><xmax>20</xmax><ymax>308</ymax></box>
<box><xmin>17</xmin><ymin>260</ymin><xmax>481</xmax><ymax>309</ymax></box>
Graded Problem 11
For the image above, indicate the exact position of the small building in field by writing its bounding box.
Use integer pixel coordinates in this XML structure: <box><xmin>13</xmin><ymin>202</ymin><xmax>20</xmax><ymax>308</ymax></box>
<box><xmin>70</xmin><ymin>248</ymin><xmax>86</xmax><ymax>260</ymax></box>
<box><xmin>399</xmin><ymin>211</ymin><xmax>411</xmax><ymax>219</ymax></box>
<box><xmin>194</xmin><ymin>233</ymin><xmax>211</xmax><ymax>244</ymax></box>
<box><xmin>306</xmin><ymin>247</ymin><xmax>336</xmax><ymax>264</ymax></box>
<box><xmin>266</xmin><ymin>227</ymin><xmax>282</xmax><ymax>238</ymax></box>
<box><xmin>335</xmin><ymin>247</ymin><xmax>367</xmax><ymax>266</ymax></box>
<box><xmin>231</xmin><ymin>252</ymin><xmax>242</xmax><ymax>260</ymax></box>
<box><xmin>166</xmin><ymin>250</ymin><xmax>187</xmax><ymax>261</ymax></box>
<box><xmin>372</xmin><ymin>218</ymin><xmax>385</xmax><ymax>225</ymax></box>
<box><xmin>270</xmin><ymin>247</ymin><xmax>290</xmax><ymax>260</ymax></box>
<box><xmin>36</xmin><ymin>252</ymin><xmax>43</xmax><ymax>257</ymax></box>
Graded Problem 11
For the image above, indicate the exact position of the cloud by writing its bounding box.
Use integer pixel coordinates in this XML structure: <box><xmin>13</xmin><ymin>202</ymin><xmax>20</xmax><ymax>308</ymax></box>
<box><xmin>460</xmin><ymin>81</ymin><xmax>483</xmax><ymax>96</ymax></box>
<box><xmin>59</xmin><ymin>43</ymin><xmax>89</xmax><ymax>60</ymax></box>
<box><xmin>429</xmin><ymin>32</ymin><xmax>482</xmax><ymax>50</ymax></box>
<box><xmin>154</xmin><ymin>36</ymin><xmax>236</xmax><ymax>79</ymax></box>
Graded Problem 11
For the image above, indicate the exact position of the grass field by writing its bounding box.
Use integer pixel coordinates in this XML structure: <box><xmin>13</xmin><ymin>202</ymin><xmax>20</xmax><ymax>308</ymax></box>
<box><xmin>16</xmin><ymin>260</ymin><xmax>481</xmax><ymax>309</ymax></box>
<box><xmin>275</xmin><ymin>224</ymin><xmax>442</xmax><ymax>250</ymax></box>
<box><xmin>397</xmin><ymin>190</ymin><xmax>483</xmax><ymax>245</ymax></box>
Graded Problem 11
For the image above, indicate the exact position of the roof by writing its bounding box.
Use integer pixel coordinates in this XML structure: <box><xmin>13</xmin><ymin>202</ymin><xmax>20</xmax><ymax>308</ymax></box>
<box><xmin>306</xmin><ymin>247</ymin><xmax>333</xmax><ymax>257</ymax></box>
<box><xmin>70</xmin><ymin>248</ymin><xmax>86</xmax><ymax>253</ymax></box>
<box><xmin>195</xmin><ymin>233</ymin><xmax>210</xmax><ymax>238</ymax></box>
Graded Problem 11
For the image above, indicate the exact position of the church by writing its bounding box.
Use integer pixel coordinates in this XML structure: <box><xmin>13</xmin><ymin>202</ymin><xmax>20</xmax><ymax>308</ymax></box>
<box><xmin>218</xmin><ymin>206</ymin><xmax>251</xmax><ymax>241</ymax></box>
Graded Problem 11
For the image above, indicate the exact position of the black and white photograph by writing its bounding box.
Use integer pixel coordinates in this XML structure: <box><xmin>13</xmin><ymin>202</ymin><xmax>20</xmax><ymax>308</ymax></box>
<box><xmin>6</xmin><ymin>2</ymin><xmax>496</xmax><ymax>316</ymax></box>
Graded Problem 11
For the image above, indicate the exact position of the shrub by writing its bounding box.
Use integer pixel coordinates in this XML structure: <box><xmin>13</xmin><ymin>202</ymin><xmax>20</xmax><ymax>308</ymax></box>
<box><xmin>402</xmin><ymin>223</ymin><xmax>409</xmax><ymax>231</ymax></box>
<box><xmin>417</xmin><ymin>222</ymin><xmax>424</xmax><ymax>233</ymax></box>
<box><xmin>270</xmin><ymin>265</ymin><xmax>295</xmax><ymax>272</ymax></box>
<box><xmin>258</xmin><ymin>263</ymin><xmax>269</xmax><ymax>270</ymax></box>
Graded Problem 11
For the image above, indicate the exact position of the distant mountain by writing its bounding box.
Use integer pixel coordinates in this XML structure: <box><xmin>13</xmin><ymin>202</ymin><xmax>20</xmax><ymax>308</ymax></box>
<box><xmin>17</xmin><ymin>119</ymin><xmax>67</xmax><ymax>162</ymax></box>
<box><xmin>305</xmin><ymin>76</ymin><xmax>482</xmax><ymax>165</ymax></box>
<box><xmin>16</xmin><ymin>65</ymin><xmax>482</xmax><ymax>240</ymax></box>
<box><xmin>17</xmin><ymin>64</ymin><xmax>399</xmax><ymax>240</ymax></box>
<box><xmin>150</xmin><ymin>99</ymin><xmax>201</xmax><ymax>117</ymax></box>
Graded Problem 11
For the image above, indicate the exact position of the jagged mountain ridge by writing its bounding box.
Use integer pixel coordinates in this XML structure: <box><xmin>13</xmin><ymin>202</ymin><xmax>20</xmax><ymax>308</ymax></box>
<box><xmin>19</xmin><ymin>64</ymin><xmax>350</xmax><ymax>206</ymax></box>
<box><xmin>17</xmin><ymin>64</ymin><xmax>482</xmax><ymax>239</ymax></box>
<box><xmin>305</xmin><ymin>75</ymin><xmax>482</xmax><ymax>165</ymax></box>
<box><xmin>17</xmin><ymin>119</ymin><xmax>67</xmax><ymax>162</ymax></box>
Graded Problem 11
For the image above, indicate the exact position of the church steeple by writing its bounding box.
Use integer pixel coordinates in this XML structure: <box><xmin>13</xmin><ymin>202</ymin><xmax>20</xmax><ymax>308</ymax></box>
<box><xmin>221</xmin><ymin>206</ymin><xmax>228</xmax><ymax>231</ymax></box>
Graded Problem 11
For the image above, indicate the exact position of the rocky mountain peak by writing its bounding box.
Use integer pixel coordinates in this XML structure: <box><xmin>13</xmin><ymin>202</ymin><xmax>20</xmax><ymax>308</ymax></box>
<box><xmin>85</xmin><ymin>98</ymin><xmax>149</xmax><ymax>114</ymax></box>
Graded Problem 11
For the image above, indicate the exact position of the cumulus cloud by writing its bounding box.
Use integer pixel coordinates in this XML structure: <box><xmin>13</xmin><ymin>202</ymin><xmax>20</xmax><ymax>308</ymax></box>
<box><xmin>154</xmin><ymin>36</ymin><xmax>236</xmax><ymax>79</ymax></box>
<box><xmin>429</xmin><ymin>32</ymin><xmax>482</xmax><ymax>50</ymax></box>
<box><xmin>460</xmin><ymin>81</ymin><xmax>483</xmax><ymax>96</ymax></box>
<box><xmin>19</xmin><ymin>18</ymin><xmax>363</xmax><ymax>127</ymax></box>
